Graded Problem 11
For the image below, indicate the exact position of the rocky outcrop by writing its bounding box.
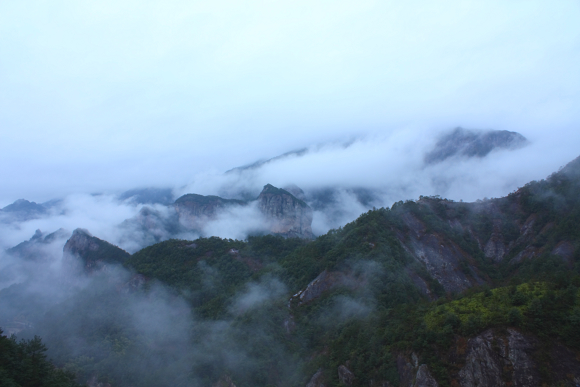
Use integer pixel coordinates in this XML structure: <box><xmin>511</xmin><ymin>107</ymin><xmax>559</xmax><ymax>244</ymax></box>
<box><xmin>257</xmin><ymin>184</ymin><xmax>313</xmax><ymax>239</ymax></box>
<box><xmin>397</xmin><ymin>353</ymin><xmax>439</xmax><ymax>387</ymax></box>
<box><xmin>305</xmin><ymin>368</ymin><xmax>325</xmax><ymax>387</ymax></box>
<box><xmin>425</xmin><ymin>127</ymin><xmax>528</xmax><ymax>164</ymax></box>
<box><xmin>174</xmin><ymin>194</ymin><xmax>246</xmax><ymax>229</ymax></box>
<box><xmin>457</xmin><ymin>329</ymin><xmax>540</xmax><ymax>387</ymax></box>
<box><xmin>63</xmin><ymin>228</ymin><xmax>130</xmax><ymax>273</ymax></box>
<box><xmin>289</xmin><ymin>270</ymin><xmax>360</xmax><ymax>306</ymax></box>
<box><xmin>174</xmin><ymin>184</ymin><xmax>314</xmax><ymax>239</ymax></box>
<box><xmin>337</xmin><ymin>365</ymin><xmax>355</xmax><ymax>386</ymax></box>
<box><xmin>484</xmin><ymin>221</ymin><xmax>506</xmax><ymax>262</ymax></box>
<box><xmin>400</xmin><ymin>212</ymin><xmax>485</xmax><ymax>294</ymax></box>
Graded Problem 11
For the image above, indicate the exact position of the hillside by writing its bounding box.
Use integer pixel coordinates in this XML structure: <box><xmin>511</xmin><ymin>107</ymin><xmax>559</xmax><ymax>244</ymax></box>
<box><xmin>2</xmin><ymin>155</ymin><xmax>580</xmax><ymax>386</ymax></box>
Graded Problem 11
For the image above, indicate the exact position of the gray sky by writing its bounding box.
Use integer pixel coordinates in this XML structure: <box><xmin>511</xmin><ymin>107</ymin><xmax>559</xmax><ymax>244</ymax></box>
<box><xmin>1</xmin><ymin>0</ymin><xmax>580</xmax><ymax>206</ymax></box>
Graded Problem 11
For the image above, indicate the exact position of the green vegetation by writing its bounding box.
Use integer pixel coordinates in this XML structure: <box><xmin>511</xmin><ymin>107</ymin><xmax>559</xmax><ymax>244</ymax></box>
<box><xmin>6</xmin><ymin>156</ymin><xmax>580</xmax><ymax>386</ymax></box>
<box><xmin>0</xmin><ymin>330</ymin><xmax>81</xmax><ymax>387</ymax></box>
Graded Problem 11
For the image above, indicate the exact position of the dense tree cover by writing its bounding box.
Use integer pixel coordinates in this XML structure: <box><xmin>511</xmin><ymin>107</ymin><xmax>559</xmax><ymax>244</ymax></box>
<box><xmin>6</xmin><ymin>156</ymin><xmax>580</xmax><ymax>386</ymax></box>
<box><xmin>0</xmin><ymin>330</ymin><xmax>81</xmax><ymax>387</ymax></box>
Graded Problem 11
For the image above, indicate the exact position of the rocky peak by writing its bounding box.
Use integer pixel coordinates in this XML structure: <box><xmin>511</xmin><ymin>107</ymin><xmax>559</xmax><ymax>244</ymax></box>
<box><xmin>174</xmin><ymin>194</ymin><xmax>246</xmax><ymax>229</ymax></box>
<box><xmin>425</xmin><ymin>127</ymin><xmax>528</xmax><ymax>164</ymax></box>
<box><xmin>257</xmin><ymin>184</ymin><xmax>314</xmax><ymax>239</ymax></box>
<box><xmin>63</xmin><ymin>228</ymin><xmax>130</xmax><ymax>273</ymax></box>
<box><xmin>0</xmin><ymin>199</ymin><xmax>48</xmax><ymax>222</ymax></box>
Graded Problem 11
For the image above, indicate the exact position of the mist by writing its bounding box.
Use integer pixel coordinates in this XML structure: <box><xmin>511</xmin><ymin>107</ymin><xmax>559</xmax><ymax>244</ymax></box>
<box><xmin>0</xmin><ymin>226</ymin><xmax>303</xmax><ymax>386</ymax></box>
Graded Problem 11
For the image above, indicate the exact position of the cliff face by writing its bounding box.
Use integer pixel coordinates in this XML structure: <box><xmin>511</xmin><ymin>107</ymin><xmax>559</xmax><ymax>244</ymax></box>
<box><xmin>444</xmin><ymin>328</ymin><xmax>580</xmax><ymax>387</ymax></box>
<box><xmin>174</xmin><ymin>184</ymin><xmax>314</xmax><ymax>239</ymax></box>
<box><xmin>174</xmin><ymin>194</ymin><xmax>246</xmax><ymax>229</ymax></box>
<box><xmin>257</xmin><ymin>184</ymin><xmax>314</xmax><ymax>239</ymax></box>
<box><xmin>63</xmin><ymin>228</ymin><xmax>130</xmax><ymax>273</ymax></box>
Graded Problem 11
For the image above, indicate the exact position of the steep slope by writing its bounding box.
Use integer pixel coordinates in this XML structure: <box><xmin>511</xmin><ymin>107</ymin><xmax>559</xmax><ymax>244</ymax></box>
<box><xmin>174</xmin><ymin>194</ymin><xmax>247</xmax><ymax>229</ymax></box>
<box><xmin>174</xmin><ymin>184</ymin><xmax>314</xmax><ymax>239</ymax></box>
<box><xmin>5</xmin><ymin>156</ymin><xmax>580</xmax><ymax>387</ymax></box>
<box><xmin>63</xmin><ymin>228</ymin><xmax>131</xmax><ymax>273</ymax></box>
<box><xmin>257</xmin><ymin>184</ymin><xmax>314</xmax><ymax>239</ymax></box>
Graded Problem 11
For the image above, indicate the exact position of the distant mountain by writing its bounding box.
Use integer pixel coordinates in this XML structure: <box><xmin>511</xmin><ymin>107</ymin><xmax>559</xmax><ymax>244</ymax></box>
<box><xmin>425</xmin><ymin>127</ymin><xmax>528</xmax><ymax>164</ymax></box>
<box><xmin>63</xmin><ymin>228</ymin><xmax>130</xmax><ymax>273</ymax></box>
<box><xmin>4</xmin><ymin>154</ymin><xmax>580</xmax><ymax>387</ymax></box>
<box><xmin>174</xmin><ymin>184</ymin><xmax>314</xmax><ymax>239</ymax></box>
<box><xmin>0</xmin><ymin>199</ymin><xmax>48</xmax><ymax>222</ymax></box>
<box><xmin>7</xmin><ymin>228</ymin><xmax>70</xmax><ymax>260</ymax></box>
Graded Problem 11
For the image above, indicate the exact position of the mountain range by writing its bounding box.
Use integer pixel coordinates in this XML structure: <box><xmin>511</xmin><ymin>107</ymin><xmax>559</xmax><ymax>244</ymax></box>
<box><xmin>7</xmin><ymin>128</ymin><xmax>578</xmax><ymax>387</ymax></box>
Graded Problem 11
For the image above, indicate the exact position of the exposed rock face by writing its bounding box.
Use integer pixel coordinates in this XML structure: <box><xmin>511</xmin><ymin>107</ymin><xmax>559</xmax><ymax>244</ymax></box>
<box><xmin>425</xmin><ymin>127</ymin><xmax>528</xmax><ymax>164</ymax></box>
<box><xmin>457</xmin><ymin>329</ymin><xmax>539</xmax><ymax>387</ymax></box>
<box><xmin>257</xmin><ymin>184</ymin><xmax>314</xmax><ymax>239</ymax></box>
<box><xmin>172</xmin><ymin>184</ymin><xmax>314</xmax><ymax>239</ymax></box>
<box><xmin>63</xmin><ymin>228</ymin><xmax>130</xmax><ymax>273</ymax></box>
<box><xmin>397</xmin><ymin>353</ymin><xmax>439</xmax><ymax>387</ymax></box>
<box><xmin>399</xmin><ymin>212</ymin><xmax>485</xmax><ymax>294</ymax></box>
<box><xmin>484</xmin><ymin>221</ymin><xmax>506</xmax><ymax>262</ymax></box>
<box><xmin>305</xmin><ymin>368</ymin><xmax>325</xmax><ymax>387</ymax></box>
<box><xmin>338</xmin><ymin>365</ymin><xmax>355</xmax><ymax>386</ymax></box>
<box><xmin>174</xmin><ymin>194</ymin><xmax>246</xmax><ymax>229</ymax></box>
<box><xmin>289</xmin><ymin>270</ymin><xmax>359</xmax><ymax>306</ymax></box>
<box><xmin>414</xmin><ymin>365</ymin><xmax>439</xmax><ymax>387</ymax></box>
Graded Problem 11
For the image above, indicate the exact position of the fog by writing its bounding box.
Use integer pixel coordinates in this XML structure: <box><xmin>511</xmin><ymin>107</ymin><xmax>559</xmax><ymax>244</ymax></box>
<box><xmin>0</xmin><ymin>229</ymin><xmax>303</xmax><ymax>386</ymax></box>
<box><xmin>1</xmin><ymin>2</ymin><xmax>580</xmax><ymax>384</ymax></box>
<box><xmin>1</xmin><ymin>1</ymin><xmax>579</xmax><ymax>204</ymax></box>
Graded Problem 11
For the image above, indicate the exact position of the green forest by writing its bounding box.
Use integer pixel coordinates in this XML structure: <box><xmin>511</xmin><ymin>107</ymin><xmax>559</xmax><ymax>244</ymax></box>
<box><xmin>3</xmin><ymin>156</ymin><xmax>580</xmax><ymax>386</ymax></box>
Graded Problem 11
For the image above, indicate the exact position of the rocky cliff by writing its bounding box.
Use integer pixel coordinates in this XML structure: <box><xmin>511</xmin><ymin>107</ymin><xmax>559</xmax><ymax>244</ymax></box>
<box><xmin>257</xmin><ymin>184</ymin><xmax>314</xmax><ymax>239</ymax></box>
<box><xmin>174</xmin><ymin>194</ymin><xmax>246</xmax><ymax>229</ymax></box>
<box><xmin>63</xmin><ymin>228</ymin><xmax>130</xmax><ymax>273</ymax></box>
<box><xmin>174</xmin><ymin>184</ymin><xmax>314</xmax><ymax>239</ymax></box>
<box><xmin>444</xmin><ymin>328</ymin><xmax>580</xmax><ymax>386</ymax></box>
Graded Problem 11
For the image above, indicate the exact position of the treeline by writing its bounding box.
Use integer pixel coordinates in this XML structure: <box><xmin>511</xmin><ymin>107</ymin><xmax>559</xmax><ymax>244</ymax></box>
<box><xmin>0</xmin><ymin>330</ymin><xmax>81</xmax><ymax>387</ymax></box>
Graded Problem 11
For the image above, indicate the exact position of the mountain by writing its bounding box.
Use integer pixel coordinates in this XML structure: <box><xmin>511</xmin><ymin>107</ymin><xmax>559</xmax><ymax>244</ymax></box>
<box><xmin>0</xmin><ymin>198</ymin><xmax>48</xmax><ymax>222</ymax></box>
<box><xmin>257</xmin><ymin>184</ymin><xmax>314</xmax><ymax>239</ymax></box>
<box><xmin>174</xmin><ymin>183</ymin><xmax>314</xmax><ymax>239</ymax></box>
<box><xmin>3</xmin><ymin>155</ymin><xmax>580</xmax><ymax>386</ymax></box>
<box><xmin>174</xmin><ymin>193</ymin><xmax>247</xmax><ymax>228</ymax></box>
<box><xmin>63</xmin><ymin>228</ymin><xmax>131</xmax><ymax>273</ymax></box>
<box><xmin>7</xmin><ymin>228</ymin><xmax>70</xmax><ymax>260</ymax></box>
<box><xmin>424</xmin><ymin>127</ymin><xmax>528</xmax><ymax>164</ymax></box>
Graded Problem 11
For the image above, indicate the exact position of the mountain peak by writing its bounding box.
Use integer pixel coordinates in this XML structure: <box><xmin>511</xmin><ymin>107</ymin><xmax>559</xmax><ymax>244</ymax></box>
<box><xmin>425</xmin><ymin>127</ymin><xmax>528</xmax><ymax>164</ymax></box>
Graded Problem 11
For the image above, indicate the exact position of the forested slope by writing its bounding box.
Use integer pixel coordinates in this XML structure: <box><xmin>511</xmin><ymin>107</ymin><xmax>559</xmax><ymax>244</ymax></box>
<box><xmin>4</xmin><ymin>155</ymin><xmax>580</xmax><ymax>386</ymax></box>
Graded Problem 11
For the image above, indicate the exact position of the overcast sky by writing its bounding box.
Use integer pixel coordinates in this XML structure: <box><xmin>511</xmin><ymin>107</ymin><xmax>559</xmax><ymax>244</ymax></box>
<box><xmin>1</xmin><ymin>0</ymin><xmax>580</xmax><ymax>206</ymax></box>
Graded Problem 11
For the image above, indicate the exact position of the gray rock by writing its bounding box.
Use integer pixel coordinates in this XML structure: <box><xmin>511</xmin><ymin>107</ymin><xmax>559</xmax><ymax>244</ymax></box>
<box><xmin>257</xmin><ymin>184</ymin><xmax>314</xmax><ymax>239</ymax></box>
<box><xmin>414</xmin><ymin>364</ymin><xmax>439</xmax><ymax>387</ymax></box>
<box><xmin>458</xmin><ymin>329</ymin><xmax>539</xmax><ymax>387</ymax></box>
<box><xmin>338</xmin><ymin>365</ymin><xmax>355</xmax><ymax>386</ymax></box>
<box><xmin>306</xmin><ymin>368</ymin><xmax>325</xmax><ymax>387</ymax></box>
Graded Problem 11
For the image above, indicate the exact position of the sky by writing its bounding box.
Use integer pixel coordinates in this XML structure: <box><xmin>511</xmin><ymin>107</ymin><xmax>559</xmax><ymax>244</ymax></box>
<box><xmin>1</xmin><ymin>0</ymin><xmax>580</xmax><ymax>207</ymax></box>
